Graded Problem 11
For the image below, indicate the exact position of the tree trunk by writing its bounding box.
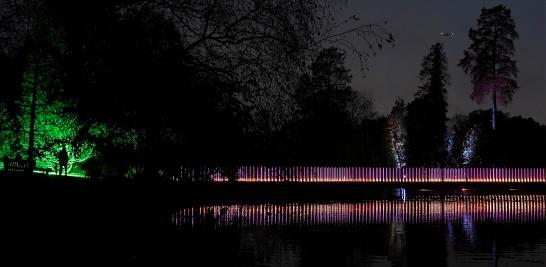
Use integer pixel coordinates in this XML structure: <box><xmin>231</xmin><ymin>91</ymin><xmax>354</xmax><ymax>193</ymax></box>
<box><xmin>27</xmin><ymin>65</ymin><xmax>38</xmax><ymax>171</ymax></box>
<box><xmin>492</xmin><ymin>30</ymin><xmax>497</xmax><ymax>131</ymax></box>
<box><xmin>492</xmin><ymin>89</ymin><xmax>497</xmax><ymax>130</ymax></box>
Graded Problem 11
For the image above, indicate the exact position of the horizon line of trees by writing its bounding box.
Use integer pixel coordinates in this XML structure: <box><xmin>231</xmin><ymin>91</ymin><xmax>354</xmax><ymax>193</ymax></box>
<box><xmin>0</xmin><ymin>0</ymin><xmax>394</xmax><ymax>179</ymax></box>
<box><xmin>0</xmin><ymin>2</ymin><xmax>544</xmax><ymax>180</ymax></box>
<box><xmin>386</xmin><ymin>5</ymin><xmax>544</xmax><ymax>170</ymax></box>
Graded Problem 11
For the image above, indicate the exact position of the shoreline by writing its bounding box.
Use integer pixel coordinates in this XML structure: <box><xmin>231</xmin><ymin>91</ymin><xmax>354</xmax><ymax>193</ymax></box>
<box><xmin>3</xmin><ymin>171</ymin><xmax>545</xmax><ymax>205</ymax></box>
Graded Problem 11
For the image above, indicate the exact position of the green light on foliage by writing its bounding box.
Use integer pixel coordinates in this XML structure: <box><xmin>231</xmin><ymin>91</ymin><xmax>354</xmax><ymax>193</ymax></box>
<box><xmin>0</xmin><ymin>102</ymin><xmax>16</xmax><ymax>160</ymax></box>
<box><xmin>16</xmin><ymin>54</ymin><xmax>95</xmax><ymax>175</ymax></box>
<box><xmin>2</xmin><ymin>51</ymin><xmax>142</xmax><ymax>178</ymax></box>
<box><xmin>31</xmin><ymin>169</ymin><xmax>88</xmax><ymax>178</ymax></box>
<box><xmin>89</xmin><ymin>122</ymin><xmax>140</xmax><ymax>151</ymax></box>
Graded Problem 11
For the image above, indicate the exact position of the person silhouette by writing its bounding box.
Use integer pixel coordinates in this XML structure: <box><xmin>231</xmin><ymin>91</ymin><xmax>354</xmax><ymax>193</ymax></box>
<box><xmin>58</xmin><ymin>146</ymin><xmax>68</xmax><ymax>176</ymax></box>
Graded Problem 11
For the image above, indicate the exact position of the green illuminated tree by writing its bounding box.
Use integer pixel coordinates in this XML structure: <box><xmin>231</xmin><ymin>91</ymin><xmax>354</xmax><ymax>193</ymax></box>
<box><xmin>1</xmin><ymin>0</ymin><xmax>395</xmax><ymax>177</ymax></box>
<box><xmin>17</xmin><ymin>54</ymin><xmax>94</xmax><ymax>174</ymax></box>
<box><xmin>0</xmin><ymin>102</ymin><xmax>16</xmax><ymax>161</ymax></box>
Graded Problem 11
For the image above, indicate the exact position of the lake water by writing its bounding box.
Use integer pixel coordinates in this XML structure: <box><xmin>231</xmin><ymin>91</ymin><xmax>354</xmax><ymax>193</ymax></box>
<box><xmin>162</xmin><ymin>191</ymin><xmax>546</xmax><ymax>267</ymax></box>
<box><xmin>6</xmin><ymin>187</ymin><xmax>545</xmax><ymax>266</ymax></box>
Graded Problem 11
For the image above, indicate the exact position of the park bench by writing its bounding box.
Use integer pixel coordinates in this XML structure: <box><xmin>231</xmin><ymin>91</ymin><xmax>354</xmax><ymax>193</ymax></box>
<box><xmin>3</xmin><ymin>160</ymin><xmax>52</xmax><ymax>175</ymax></box>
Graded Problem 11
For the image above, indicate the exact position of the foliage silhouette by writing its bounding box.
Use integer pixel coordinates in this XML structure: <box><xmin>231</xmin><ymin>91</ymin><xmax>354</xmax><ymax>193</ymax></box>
<box><xmin>459</xmin><ymin>5</ymin><xmax>519</xmax><ymax>130</ymax></box>
<box><xmin>406</xmin><ymin>43</ymin><xmax>449</xmax><ymax>167</ymax></box>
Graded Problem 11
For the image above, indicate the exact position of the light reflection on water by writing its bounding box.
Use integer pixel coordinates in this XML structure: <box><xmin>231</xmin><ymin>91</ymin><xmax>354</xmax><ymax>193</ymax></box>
<box><xmin>172</xmin><ymin>195</ymin><xmax>546</xmax><ymax>230</ymax></box>
<box><xmin>167</xmin><ymin>193</ymin><xmax>546</xmax><ymax>267</ymax></box>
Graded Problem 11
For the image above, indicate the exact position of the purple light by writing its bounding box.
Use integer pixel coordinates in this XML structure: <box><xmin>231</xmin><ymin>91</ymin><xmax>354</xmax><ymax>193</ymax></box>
<box><xmin>173</xmin><ymin>195</ymin><xmax>546</xmax><ymax>230</ymax></box>
<box><xmin>202</xmin><ymin>166</ymin><xmax>545</xmax><ymax>184</ymax></box>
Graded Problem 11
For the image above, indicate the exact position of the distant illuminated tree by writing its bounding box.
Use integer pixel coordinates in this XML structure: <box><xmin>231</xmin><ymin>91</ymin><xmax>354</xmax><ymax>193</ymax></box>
<box><xmin>445</xmin><ymin>128</ymin><xmax>457</xmax><ymax>166</ymax></box>
<box><xmin>462</xmin><ymin>126</ymin><xmax>478</xmax><ymax>165</ymax></box>
<box><xmin>459</xmin><ymin>5</ymin><xmax>519</xmax><ymax>130</ymax></box>
<box><xmin>446</xmin><ymin>114</ymin><xmax>474</xmax><ymax>167</ymax></box>
<box><xmin>387</xmin><ymin>98</ymin><xmax>407</xmax><ymax>167</ymax></box>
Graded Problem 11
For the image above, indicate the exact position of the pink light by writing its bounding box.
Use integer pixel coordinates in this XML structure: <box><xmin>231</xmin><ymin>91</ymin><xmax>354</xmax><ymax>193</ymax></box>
<box><xmin>201</xmin><ymin>166</ymin><xmax>546</xmax><ymax>184</ymax></box>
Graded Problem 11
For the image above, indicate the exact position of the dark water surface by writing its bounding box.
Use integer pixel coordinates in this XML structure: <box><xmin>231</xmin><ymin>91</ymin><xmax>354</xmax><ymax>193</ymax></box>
<box><xmin>162</xmin><ymin>191</ymin><xmax>546</xmax><ymax>267</ymax></box>
<box><xmin>5</xmin><ymin>186</ymin><xmax>546</xmax><ymax>266</ymax></box>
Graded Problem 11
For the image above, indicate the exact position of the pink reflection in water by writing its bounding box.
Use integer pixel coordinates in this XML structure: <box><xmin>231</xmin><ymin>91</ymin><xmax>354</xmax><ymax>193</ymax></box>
<box><xmin>172</xmin><ymin>195</ymin><xmax>546</xmax><ymax>230</ymax></box>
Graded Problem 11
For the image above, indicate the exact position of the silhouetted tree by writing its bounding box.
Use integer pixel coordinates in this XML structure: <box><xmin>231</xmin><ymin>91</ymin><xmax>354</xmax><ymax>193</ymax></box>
<box><xmin>459</xmin><ymin>5</ymin><xmax>519</xmax><ymax>130</ymax></box>
<box><xmin>348</xmin><ymin>93</ymin><xmax>376</xmax><ymax>124</ymax></box>
<box><xmin>141</xmin><ymin>0</ymin><xmax>393</xmax><ymax>134</ymax></box>
<box><xmin>359</xmin><ymin>116</ymin><xmax>392</xmax><ymax>166</ymax></box>
<box><xmin>0</xmin><ymin>0</ymin><xmax>394</xmax><ymax>178</ymax></box>
<box><xmin>465</xmin><ymin>110</ymin><xmax>545</xmax><ymax>167</ymax></box>
<box><xmin>496</xmin><ymin>115</ymin><xmax>545</xmax><ymax>167</ymax></box>
<box><xmin>445</xmin><ymin>110</ymin><xmax>546</xmax><ymax>168</ymax></box>
<box><xmin>406</xmin><ymin>43</ymin><xmax>449</xmax><ymax>167</ymax></box>
<box><xmin>293</xmin><ymin>47</ymin><xmax>357</xmax><ymax>162</ymax></box>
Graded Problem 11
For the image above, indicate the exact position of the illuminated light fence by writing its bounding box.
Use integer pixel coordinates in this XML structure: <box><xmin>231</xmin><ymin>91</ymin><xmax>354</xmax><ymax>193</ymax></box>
<box><xmin>178</xmin><ymin>166</ymin><xmax>546</xmax><ymax>183</ymax></box>
<box><xmin>171</xmin><ymin>195</ymin><xmax>546</xmax><ymax>231</ymax></box>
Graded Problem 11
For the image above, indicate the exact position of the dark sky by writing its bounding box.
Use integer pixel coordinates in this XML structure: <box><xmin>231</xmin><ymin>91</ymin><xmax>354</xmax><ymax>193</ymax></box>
<box><xmin>340</xmin><ymin>0</ymin><xmax>546</xmax><ymax>123</ymax></box>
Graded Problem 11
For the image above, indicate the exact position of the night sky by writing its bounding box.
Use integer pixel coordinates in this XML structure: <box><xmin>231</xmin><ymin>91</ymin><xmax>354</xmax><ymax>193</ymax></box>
<box><xmin>1</xmin><ymin>0</ymin><xmax>543</xmax><ymax>123</ymax></box>
<box><xmin>340</xmin><ymin>0</ymin><xmax>545</xmax><ymax>123</ymax></box>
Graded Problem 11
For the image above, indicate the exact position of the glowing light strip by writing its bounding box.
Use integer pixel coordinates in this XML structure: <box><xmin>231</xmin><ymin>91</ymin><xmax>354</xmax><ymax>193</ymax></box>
<box><xmin>177</xmin><ymin>166</ymin><xmax>546</xmax><ymax>183</ymax></box>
